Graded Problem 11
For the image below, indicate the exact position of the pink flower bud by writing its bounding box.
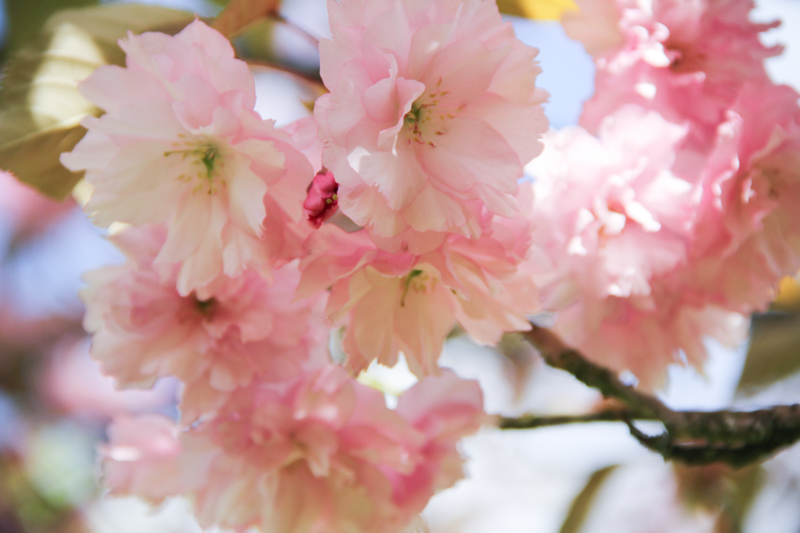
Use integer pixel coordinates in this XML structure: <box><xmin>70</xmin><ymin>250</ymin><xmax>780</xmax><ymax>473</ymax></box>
<box><xmin>303</xmin><ymin>170</ymin><xmax>339</xmax><ymax>228</ymax></box>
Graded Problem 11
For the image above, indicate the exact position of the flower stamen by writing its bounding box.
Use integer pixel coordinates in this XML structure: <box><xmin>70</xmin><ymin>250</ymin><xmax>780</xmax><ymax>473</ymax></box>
<box><xmin>164</xmin><ymin>141</ymin><xmax>225</xmax><ymax>195</ymax></box>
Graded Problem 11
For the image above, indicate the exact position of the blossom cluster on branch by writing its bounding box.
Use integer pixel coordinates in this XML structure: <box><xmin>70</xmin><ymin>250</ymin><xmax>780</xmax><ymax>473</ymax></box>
<box><xmin>534</xmin><ymin>0</ymin><xmax>800</xmax><ymax>387</ymax></box>
<box><xmin>50</xmin><ymin>0</ymin><xmax>800</xmax><ymax>530</ymax></box>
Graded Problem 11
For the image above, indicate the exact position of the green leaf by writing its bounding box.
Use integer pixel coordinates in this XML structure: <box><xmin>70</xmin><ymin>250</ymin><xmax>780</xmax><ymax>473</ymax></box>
<box><xmin>0</xmin><ymin>4</ymin><xmax>195</xmax><ymax>200</ymax></box>
<box><xmin>211</xmin><ymin>0</ymin><xmax>281</xmax><ymax>37</ymax></box>
<box><xmin>559</xmin><ymin>465</ymin><xmax>618</xmax><ymax>533</ymax></box>
<box><xmin>497</xmin><ymin>0</ymin><xmax>578</xmax><ymax>20</ymax></box>
<box><xmin>737</xmin><ymin>312</ymin><xmax>800</xmax><ymax>393</ymax></box>
<box><xmin>723</xmin><ymin>466</ymin><xmax>765</xmax><ymax>533</ymax></box>
<box><xmin>496</xmin><ymin>332</ymin><xmax>536</xmax><ymax>401</ymax></box>
<box><xmin>2</xmin><ymin>0</ymin><xmax>99</xmax><ymax>57</ymax></box>
<box><xmin>675</xmin><ymin>463</ymin><xmax>764</xmax><ymax>533</ymax></box>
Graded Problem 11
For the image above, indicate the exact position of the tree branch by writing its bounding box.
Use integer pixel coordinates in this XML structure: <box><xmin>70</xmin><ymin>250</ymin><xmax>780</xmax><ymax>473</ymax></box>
<box><xmin>499</xmin><ymin>409</ymin><xmax>641</xmax><ymax>429</ymax></box>
<box><xmin>501</xmin><ymin>323</ymin><xmax>800</xmax><ymax>468</ymax></box>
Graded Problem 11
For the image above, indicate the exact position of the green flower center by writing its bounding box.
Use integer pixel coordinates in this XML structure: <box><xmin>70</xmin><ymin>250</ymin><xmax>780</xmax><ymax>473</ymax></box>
<box><xmin>402</xmin><ymin>79</ymin><xmax>455</xmax><ymax>149</ymax></box>
<box><xmin>164</xmin><ymin>138</ymin><xmax>226</xmax><ymax>195</ymax></box>
<box><xmin>400</xmin><ymin>269</ymin><xmax>437</xmax><ymax>307</ymax></box>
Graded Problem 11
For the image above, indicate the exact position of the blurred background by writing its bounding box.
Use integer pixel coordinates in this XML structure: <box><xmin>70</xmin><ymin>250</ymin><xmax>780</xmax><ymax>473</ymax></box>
<box><xmin>0</xmin><ymin>0</ymin><xmax>800</xmax><ymax>531</ymax></box>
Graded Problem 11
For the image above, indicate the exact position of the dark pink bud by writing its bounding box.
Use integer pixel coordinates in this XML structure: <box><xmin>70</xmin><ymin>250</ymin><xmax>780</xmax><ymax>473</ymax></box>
<box><xmin>303</xmin><ymin>170</ymin><xmax>339</xmax><ymax>228</ymax></box>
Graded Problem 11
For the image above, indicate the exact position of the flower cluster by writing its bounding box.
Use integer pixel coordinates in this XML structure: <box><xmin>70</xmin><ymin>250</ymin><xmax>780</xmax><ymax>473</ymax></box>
<box><xmin>69</xmin><ymin>3</ymin><xmax>548</xmax><ymax>529</ymax></box>
<box><xmin>101</xmin><ymin>368</ymin><xmax>484</xmax><ymax>533</ymax></box>
<box><xmin>299</xmin><ymin>201</ymin><xmax>539</xmax><ymax>376</ymax></box>
<box><xmin>564</xmin><ymin>0</ymin><xmax>782</xmax><ymax>144</ymax></box>
<box><xmin>315</xmin><ymin>0</ymin><xmax>549</xmax><ymax>246</ymax></box>
<box><xmin>529</xmin><ymin>0</ymin><xmax>800</xmax><ymax>386</ymax></box>
<box><xmin>63</xmin><ymin>0</ymin><xmax>800</xmax><ymax>528</ymax></box>
<box><xmin>81</xmin><ymin>225</ymin><xmax>330</xmax><ymax>422</ymax></box>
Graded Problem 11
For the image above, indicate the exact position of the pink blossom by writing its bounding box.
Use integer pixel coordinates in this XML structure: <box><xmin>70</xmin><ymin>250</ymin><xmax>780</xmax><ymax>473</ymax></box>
<box><xmin>81</xmin><ymin>225</ymin><xmax>329</xmax><ymax>421</ymax></box>
<box><xmin>549</xmin><ymin>0</ymin><xmax>800</xmax><ymax>386</ymax></box>
<box><xmin>551</xmin><ymin>290</ymin><xmax>747</xmax><ymax>388</ymax></box>
<box><xmin>527</xmin><ymin>107</ymin><xmax>709</xmax><ymax>386</ymax></box>
<box><xmin>531</xmin><ymin>88</ymin><xmax>800</xmax><ymax>386</ymax></box>
<box><xmin>674</xmin><ymin>81</ymin><xmax>800</xmax><ymax>314</ymax></box>
<box><xmin>101</xmin><ymin>414</ymin><xmax>214</xmax><ymax>503</ymax></box>
<box><xmin>528</xmin><ymin>107</ymin><xmax>696</xmax><ymax>308</ymax></box>
<box><xmin>299</xmin><ymin>205</ymin><xmax>539</xmax><ymax>377</ymax></box>
<box><xmin>101</xmin><ymin>367</ymin><xmax>484</xmax><ymax>533</ymax></box>
<box><xmin>394</xmin><ymin>370</ymin><xmax>486</xmax><ymax>510</ymax></box>
<box><xmin>61</xmin><ymin>20</ymin><xmax>314</xmax><ymax>296</ymax></box>
<box><xmin>315</xmin><ymin>0</ymin><xmax>548</xmax><ymax>245</ymax></box>
<box><xmin>568</xmin><ymin>0</ymin><xmax>781</xmax><ymax>145</ymax></box>
<box><xmin>284</xmin><ymin>116</ymin><xmax>324</xmax><ymax>173</ymax></box>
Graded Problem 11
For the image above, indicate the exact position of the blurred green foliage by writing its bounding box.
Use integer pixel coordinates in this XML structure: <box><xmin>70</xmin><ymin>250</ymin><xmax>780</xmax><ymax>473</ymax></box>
<box><xmin>559</xmin><ymin>465</ymin><xmax>618</xmax><ymax>533</ymax></box>
<box><xmin>738</xmin><ymin>278</ymin><xmax>800</xmax><ymax>394</ymax></box>
<box><xmin>2</xmin><ymin>0</ymin><xmax>99</xmax><ymax>59</ymax></box>
<box><xmin>0</xmin><ymin>4</ymin><xmax>194</xmax><ymax>200</ymax></box>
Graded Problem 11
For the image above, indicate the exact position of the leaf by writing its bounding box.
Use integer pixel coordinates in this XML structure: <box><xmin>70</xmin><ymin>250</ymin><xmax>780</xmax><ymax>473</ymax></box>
<box><xmin>736</xmin><ymin>312</ymin><xmax>800</xmax><ymax>393</ymax></box>
<box><xmin>0</xmin><ymin>4</ymin><xmax>195</xmax><ymax>200</ymax></box>
<box><xmin>674</xmin><ymin>463</ymin><xmax>764</xmax><ymax>533</ymax></box>
<box><xmin>735</xmin><ymin>277</ymin><xmax>800</xmax><ymax>393</ymax></box>
<box><xmin>559</xmin><ymin>465</ymin><xmax>618</xmax><ymax>533</ymax></box>
<box><xmin>718</xmin><ymin>466</ymin><xmax>764</xmax><ymax>533</ymax></box>
<box><xmin>497</xmin><ymin>0</ymin><xmax>579</xmax><ymax>20</ymax></box>
<box><xmin>497</xmin><ymin>332</ymin><xmax>536</xmax><ymax>401</ymax></box>
<box><xmin>211</xmin><ymin>0</ymin><xmax>281</xmax><ymax>37</ymax></box>
<box><xmin>2</xmin><ymin>0</ymin><xmax>99</xmax><ymax>57</ymax></box>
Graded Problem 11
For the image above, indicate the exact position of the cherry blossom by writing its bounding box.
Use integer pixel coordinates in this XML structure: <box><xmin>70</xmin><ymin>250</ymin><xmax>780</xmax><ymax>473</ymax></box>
<box><xmin>674</xmin><ymin>81</ymin><xmax>800</xmax><ymax>314</ymax></box>
<box><xmin>537</xmin><ymin>0</ymin><xmax>800</xmax><ymax>386</ymax></box>
<box><xmin>530</xmin><ymin>88</ymin><xmax>800</xmax><ymax>386</ymax></box>
<box><xmin>528</xmin><ymin>106</ymin><xmax>696</xmax><ymax>308</ymax></box>
<box><xmin>551</xmin><ymin>289</ymin><xmax>748</xmax><ymax>388</ymax></box>
<box><xmin>299</xmin><ymin>202</ymin><xmax>539</xmax><ymax>377</ymax></box>
<box><xmin>82</xmin><ymin>225</ymin><xmax>329</xmax><ymax>421</ymax></box>
<box><xmin>61</xmin><ymin>19</ymin><xmax>314</xmax><ymax>296</ymax></box>
<box><xmin>101</xmin><ymin>367</ymin><xmax>484</xmax><ymax>533</ymax></box>
<box><xmin>101</xmin><ymin>414</ymin><xmax>211</xmax><ymax>504</ymax></box>
<box><xmin>526</xmin><ymin>106</ymin><xmax>706</xmax><ymax>385</ymax></box>
<box><xmin>45</xmin><ymin>0</ymin><xmax>800</xmax><ymax>527</ymax></box>
<box><xmin>565</xmin><ymin>0</ymin><xmax>781</xmax><ymax>145</ymax></box>
<box><xmin>315</xmin><ymin>0</ymin><xmax>548</xmax><ymax>246</ymax></box>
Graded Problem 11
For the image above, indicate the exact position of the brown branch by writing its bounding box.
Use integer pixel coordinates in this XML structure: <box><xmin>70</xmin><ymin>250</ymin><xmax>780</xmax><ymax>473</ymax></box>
<box><xmin>499</xmin><ymin>409</ymin><xmax>642</xmax><ymax>429</ymax></box>
<box><xmin>211</xmin><ymin>0</ymin><xmax>281</xmax><ymax>38</ymax></box>
<box><xmin>502</xmin><ymin>323</ymin><xmax>800</xmax><ymax>468</ymax></box>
